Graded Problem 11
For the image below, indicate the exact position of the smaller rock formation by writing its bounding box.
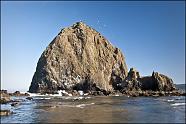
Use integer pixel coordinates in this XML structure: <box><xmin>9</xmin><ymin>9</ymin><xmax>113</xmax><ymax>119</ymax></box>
<box><xmin>26</xmin><ymin>97</ymin><xmax>33</xmax><ymax>100</ymax></box>
<box><xmin>11</xmin><ymin>102</ymin><xmax>20</xmax><ymax>107</ymax></box>
<box><xmin>9</xmin><ymin>91</ymin><xmax>30</xmax><ymax>96</ymax></box>
<box><xmin>0</xmin><ymin>97</ymin><xmax>11</xmax><ymax>104</ymax></box>
<box><xmin>116</xmin><ymin>68</ymin><xmax>179</xmax><ymax>96</ymax></box>
<box><xmin>140</xmin><ymin>71</ymin><xmax>176</xmax><ymax>91</ymax></box>
<box><xmin>0</xmin><ymin>90</ymin><xmax>8</xmax><ymax>94</ymax></box>
<box><xmin>0</xmin><ymin>90</ymin><xmax>30</xmax><ymax>105</ymax></box>
<box><xmin>123</xmin><ymin>68</ymin><xmax>142</xmax><ymax>91</ymax></box>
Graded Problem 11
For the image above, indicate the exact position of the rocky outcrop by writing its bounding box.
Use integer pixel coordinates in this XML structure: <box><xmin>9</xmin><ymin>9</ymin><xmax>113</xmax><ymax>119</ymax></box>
<box><xmin>29</xmin><ymin>22</ymin><xmax>128</xmax><ymax>94</ymax></box>
<box><xmin>140</xmin><ymin>71</ymin><xmax>176</xmax><ymax>91</ymax></box>
<box><xmin>119</xmin><ymin>68</ymin><xmax>176</xmax><ymax>92</ymax></box>
<box><xmin>28</xmin><ymin>21</ymin><xmax>183</xmax><ymax>96</ymax></box>
<box><xmin>0</xmin><ymin>97</ymin><xmax>11</xmax><ymax>104</ymax></box>
<box><xmin>123</xmin><ymin>68</ymin><xmax>142</xmax><ymax>91</ymax></box>
<box><xmin>0</xmin><ymin>90</ymin><xmax>30</xmax><ymax>105</ymax></box>
<box><xmin>0</xmin><ymin>90</ymin><xmax>30</xmax><ymax>97</ymax></box>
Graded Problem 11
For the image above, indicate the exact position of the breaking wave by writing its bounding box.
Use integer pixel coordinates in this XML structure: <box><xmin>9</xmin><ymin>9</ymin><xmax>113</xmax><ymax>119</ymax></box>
<box><xmin>171</xmin><ymin>103</ymin><xmax>185</xmax><ymax>106</ymax></box>
<box><xmin>62</xmin><ymin>103</ymin><xmax>95</xmax><ymax>108</ymax></box>
<box><xmin>167</xmin><ymin>99</ymin><xmax>174</xmax><ymax>102</ymax></box>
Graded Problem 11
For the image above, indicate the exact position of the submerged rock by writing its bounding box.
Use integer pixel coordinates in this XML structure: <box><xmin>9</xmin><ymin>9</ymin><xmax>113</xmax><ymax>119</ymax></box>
<box><xmin>11</xmin><ymin>102</ymin><xmax>20</xmax><ymax>107</ymax></box>
<box><xmin>26</xmin><ymin>97</ymin><xmax>33</xmax><ymax>100</ymax></box>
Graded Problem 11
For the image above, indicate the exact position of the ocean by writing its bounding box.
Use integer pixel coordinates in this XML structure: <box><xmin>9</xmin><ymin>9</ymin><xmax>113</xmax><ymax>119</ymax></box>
<box><xmin>1</xmin><ymin>86</ymin><xmax>185</xmax><ymax>123</ymax></box>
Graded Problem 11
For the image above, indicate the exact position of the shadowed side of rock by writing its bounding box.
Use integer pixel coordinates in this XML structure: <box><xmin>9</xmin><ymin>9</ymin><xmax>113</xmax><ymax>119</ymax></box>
<box><xmin>140</xmin><ymin>71</ymin><xmax>176</xmax><ymax>91</ymax></box>
<box><xmin>115</xmin><ymin>68</ymin><xmax>180</xmax><ymax>97</ymax></box>
<box><xmin>121</xmin><ymin>68</ymin><xmax>176</xmax><ymax>91</ymax></box>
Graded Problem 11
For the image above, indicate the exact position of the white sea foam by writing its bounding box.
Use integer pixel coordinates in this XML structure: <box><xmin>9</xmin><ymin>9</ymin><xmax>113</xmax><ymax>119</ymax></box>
<box><xmin>56</xmin><ymin>90</ymin><xmax>62</xmax><ymax>96</ymax></box>
<box><xmin>28</xmin><ymin>90</ymin><xmax>91</xmax><ymax>99</ymax></box>
<box><xmin>28</xmin><ymin>93</ymin><xmax>46</xmax><ymax>97</ymax></box>
<box><xmin>75</xmin><ymin>103</ymin><xmax>95</xmax><ymax>108</ymax></box>
<box><xmin>61</xmin><ymin>103</ymin><xmax>95</xmax><ymax>108</ymax></box>
<box><xmin>44</xmin><ymin>98</ymin><xmax>51</xmax><ymax>99</ymax></box>
<box><xmin>28</xmin><ymin>90</ymin><xmax>74</xmax><ymax>97</ymax></box>
<box><xmin>167</xmin><ymin>99</ymin><xmax>174</xmax><ymax>102</ymax></box>
<box><xmin>34</xmin><ymin>97</ymin><xmax>51</xmax><ymax>100</ymax></box>
<box><xmin>64</xmin><ymin>97</ymin><xmax>72</xmax><ymax>100</ymax></box>
<box><xmin>60</xmin><ymin>104</ymin><xmax>73</xmax><ymax>107</ymax></box>
<box><xmin>20</xmin><ymin>91</ymin><xmax>28</xmax><ymax>94</ymax></box>
<box><xmin>68</xmin><ymin>94</ymin><xmax>72</xmax><ymax>96</ymax></box>
<box><xmin>78</xmin><ymin>90</ymin><xmax>84</xmax><ymax>96</ymax></box>
<box><xmin>72</xmin><ymin>96</ymin><xmax>91</xmax><ymax>100</ymax></box>
<box><xmin>84</xmin><ymin>93</ymin><xmax>89</xmax><ymax>96</ymax></box>
<box><xmin>171</xmin><ymin>103</ymin><xmax>185</xmax><ymax>106</ymax></box>
<box><xmin>85</xmin><ymin>96</ymin><xmax>91</xmax><ymax>99</ymax></box>
<box><xmin>50</xmin><ymin>105</ymin><xmax>57</xmax><ymax>108</ymax></box>
<box><xmin>28</xmin><ymin>93</ymin><xmax>59</xmax><ymax>97</ymax></box>
<box><xmin>76</xmin><ymin>104</ymin><xmax>86</xmax><ymax>108</ymax></box>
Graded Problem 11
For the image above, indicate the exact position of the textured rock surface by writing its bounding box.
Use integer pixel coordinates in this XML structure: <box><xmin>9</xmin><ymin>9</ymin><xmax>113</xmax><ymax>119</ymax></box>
<box><xmin>140</xmin><ymin>71</ymin><xmax>176</xmax><ymax>91</ymax></box>
<box><xmin>121</xmin><ymin>68</ymin><xmax>176</xmax><ymax>92</ymax></box>
<box><xmin>123</xmin><ymin>68</ymin><xmax>142</xmax><ymax>91</ymax></box>
<box><xmin>29</xmin><ymin>22</ymin><xmax>128</xmax><ymax>93</ymax></box>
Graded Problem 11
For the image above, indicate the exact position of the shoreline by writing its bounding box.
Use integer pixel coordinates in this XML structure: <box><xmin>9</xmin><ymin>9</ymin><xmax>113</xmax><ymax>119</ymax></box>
<box><xmin>1</xmin><ymin>89</ymin><xmax>185</xmax><ymax>98</ymax></box>
<box><xmin>1</xmin><ymin>89</ymin><xmax>185</xmax><ymax>116</ymax></box>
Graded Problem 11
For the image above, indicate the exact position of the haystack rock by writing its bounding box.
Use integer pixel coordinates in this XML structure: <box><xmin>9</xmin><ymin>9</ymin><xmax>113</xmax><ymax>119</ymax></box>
<box><xmin>29</xmin><ymin>22</ymin><xmax>128</xmax><ymax>94</ymax></box>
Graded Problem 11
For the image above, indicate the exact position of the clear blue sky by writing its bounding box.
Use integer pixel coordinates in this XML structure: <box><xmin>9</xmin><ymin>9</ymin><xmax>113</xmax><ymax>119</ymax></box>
<box><xmin>1</xmin><ymin>1</ymin><xmax>185</xmax><ymax>92</ymax></box>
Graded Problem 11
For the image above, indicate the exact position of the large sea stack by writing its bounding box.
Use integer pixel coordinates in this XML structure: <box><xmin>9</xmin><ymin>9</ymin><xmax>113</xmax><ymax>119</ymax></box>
<box><xmin>29</xmin><ymin>22</ymin><xmax>128</xmax><ymax>94</ymax></box>
<box><xmin>29</xmin><ymin>22</ymin><xmax>178</xmax><ymax>96</ymax></box>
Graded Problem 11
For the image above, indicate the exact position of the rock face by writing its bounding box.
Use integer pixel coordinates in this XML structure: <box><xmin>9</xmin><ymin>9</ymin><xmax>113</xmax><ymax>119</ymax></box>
<box><xmin>29</xmin><ymin>22</ymin><xmax>128</xmax><ymax>93</ymax></box>
<box><xmin>140</xmin><ymin>71</ymin><xmax>176</xmax><ymax>91</ymax></box>
<box><xmin>122</xmin><ymin>68</ymin><xmax>142</xmax><ymax>91</ymax></box>
<box><xmin>121</xmin><ymin>68</ymin><xmax>176</xmax><ymax>92</ymax></box>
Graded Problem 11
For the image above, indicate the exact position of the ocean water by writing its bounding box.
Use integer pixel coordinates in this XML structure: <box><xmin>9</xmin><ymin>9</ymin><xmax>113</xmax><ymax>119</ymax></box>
<box><xmin>1</xmin><ymin>94</ymin><xmax>185</xmax><ymax>123</ymax></box>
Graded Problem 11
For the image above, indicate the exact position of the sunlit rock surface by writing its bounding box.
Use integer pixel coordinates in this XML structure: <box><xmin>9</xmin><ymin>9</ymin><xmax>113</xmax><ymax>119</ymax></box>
<box><xmin>29</xmin><ymin>22</ymin><xmax>128</xmax><ymax>94</ymax></box>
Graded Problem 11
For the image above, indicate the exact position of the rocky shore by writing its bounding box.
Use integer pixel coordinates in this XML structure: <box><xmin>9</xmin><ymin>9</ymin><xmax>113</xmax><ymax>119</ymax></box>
<box><xmin>0</xmin><ymin>90</ymin><xmax>31</xmax><ymax>116</ymax></box>
<box><xmin>0</xmin><ymin>90</ymin><xmax>30</xmax><ymax>103</ymax></box>
<box><xmin>54</xmin><ymin>89</ymin><xmax>185</xmax><ymax>97</ymax></box>
<box><xmin>0</xmin><ymin>86</ymin><xmax>185</xmax><ymax>116</ymax></box>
